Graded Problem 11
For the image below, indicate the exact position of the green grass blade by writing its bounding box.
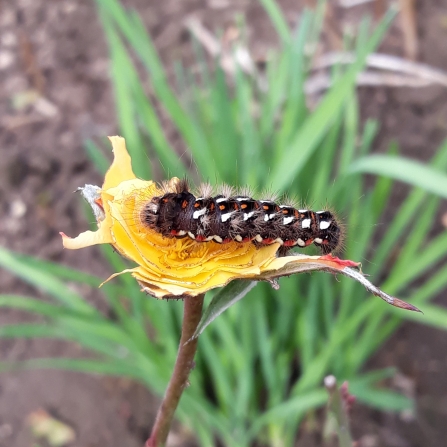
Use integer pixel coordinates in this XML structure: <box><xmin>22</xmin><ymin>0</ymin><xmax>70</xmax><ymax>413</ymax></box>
<box><xmin>0</xmin><ymin>247</ymin><xmax>96</xmax><ymax>315</ymax></box>
<box><xmin>273</xmin><ymin>11</ymin><xmax>311</xmax><ymax>159</ymax></box>
<box><xmin>104</xmin><ymin>15</ymin><xmax>185</xmax><ymax>177</ymax></box>
<box><xmin>258</xmin><ymin>0</ymin><xmax>291</xmax><ymax>44</ymax></box>
<box><xmin>349</xmin><ymin>153</ymin><xmax>447</xmax><ymax>198</ymax></box>
<box><xmin>97</xmin><ymin>4</ymin><xmax>215</xmax><ymax>175</ymax></box>
<box><xmin>84</xmin><ymin>139</ymin><xmax>111</xmax><ymax>175</ymax></box>
<box><xmin>270</xmin><ymin>10</ymin><xmax>395</xmax><ymax>190</ymax></box>
<box><xmin>384</xmin><ymin>231</ymin><xmax>447</xmax><ymax>293</ymax></box>
<box><xmin>394</xmin><ymin>303</ymin><xmax>447</xmax><ymax>331</ymax></box>
<box><xmin>0</xmin><ymin>295</ymin><xmax>90</xmax><ymax>318</ymax></box>
<box><xmin>0</xmin><ymin>323</ymin><xmax>66</xmax><ymax>339</ymax></box>
<box><xmin>246</xmin><ymin>389</ymin><xmax>327</xmax><ymax>440</ymax></box>
<box><xmin>102</xmin><ymin>13</ymin><xmax>151</xmax><ymax>179</ymax></box>
<box><xmin>353</xmin><ymin>388</ymin><xmax>413</xmax><ymax>411</ymax></box>
<box><xmin>13</xmin><ymin>253</ymin><xmax>101</xmax><ymax>287</ymax></box>
<box><xmin>0</xmin><ymin>358</ymin><xmax>148</xmax><ymax>381</ymax></box>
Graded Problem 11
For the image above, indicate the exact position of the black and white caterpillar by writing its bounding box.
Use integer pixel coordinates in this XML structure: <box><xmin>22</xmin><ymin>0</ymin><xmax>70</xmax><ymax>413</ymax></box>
<box><xmin>141</xmin><ymin>179</ymin><xmax>342</xmax><ymax>255</ymax></box>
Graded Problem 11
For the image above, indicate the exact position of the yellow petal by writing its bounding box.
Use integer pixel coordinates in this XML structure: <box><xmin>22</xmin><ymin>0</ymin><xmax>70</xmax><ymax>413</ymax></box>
<box><xmin>132</xmin><ymin>268</ymin><xmax>244</xmax><ymax>298</ymax></box>
<box><xmin>125</xmin><ymin>244</ymin><xmax>280</xmax><ymax>298</ymax></box>
<box><xmin>61</xmin><ymin>228</ymin><xmax>113</xmax><ymax>250</ymax></box>
<box><xmin>104</xmin><ymin>136</ymin><xmax>136</xmax><ymax>191</ymax></box>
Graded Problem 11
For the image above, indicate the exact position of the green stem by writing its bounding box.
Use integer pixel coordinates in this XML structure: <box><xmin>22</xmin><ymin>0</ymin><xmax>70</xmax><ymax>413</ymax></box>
<box><xmin>145</xmin><ymin>294</ymin><xmax>205</xmax><ymax>447</ymax></box>
<box><xmin>324</xmin><ymin>375</ymin><xmax>354</xmax><ymax>447</ymax></box>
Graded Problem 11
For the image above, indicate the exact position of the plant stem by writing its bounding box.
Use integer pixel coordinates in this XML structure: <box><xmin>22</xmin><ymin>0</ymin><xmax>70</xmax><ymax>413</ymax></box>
<box><xmin>145</xmin><ymin>294</ymin><xmax>205</xmax><ymax>447</ymax></box>
<box><xmin>324</xmin><ymin>375</ymin><xmax>354</xmax><ymax>447</ymax></box>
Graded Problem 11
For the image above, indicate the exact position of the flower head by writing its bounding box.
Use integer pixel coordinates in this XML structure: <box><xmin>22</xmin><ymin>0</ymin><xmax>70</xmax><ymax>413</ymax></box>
<box><xmin>61</xmin><ymin>137</ymin><xmax>420</xmax><ymax>312</ymax></box>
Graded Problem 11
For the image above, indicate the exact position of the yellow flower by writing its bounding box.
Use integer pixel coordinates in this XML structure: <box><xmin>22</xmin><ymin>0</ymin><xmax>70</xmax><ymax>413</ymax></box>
<box><xmin>60</xmin><ymin>136</ymin><xmax>419</xmax><ymax>312</ymax></box>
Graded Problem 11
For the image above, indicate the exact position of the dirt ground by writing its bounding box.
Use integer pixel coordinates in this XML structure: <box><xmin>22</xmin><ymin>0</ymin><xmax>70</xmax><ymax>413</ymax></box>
<box><xmin>1</xmin><ymin>0</ymin><xmax>447</xmax><ymax>446</ymax></box>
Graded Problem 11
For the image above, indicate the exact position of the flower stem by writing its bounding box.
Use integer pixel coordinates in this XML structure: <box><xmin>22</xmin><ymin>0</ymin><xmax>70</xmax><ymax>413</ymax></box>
<box><xmin>145</xmin><ymin>294</ymin><xmax>205</xmax><ymax>447</ymax></box>
<box><xmin>324</xmin><ymin>375</ymin><xmax>354</xmax><ymax>447</ymax></box>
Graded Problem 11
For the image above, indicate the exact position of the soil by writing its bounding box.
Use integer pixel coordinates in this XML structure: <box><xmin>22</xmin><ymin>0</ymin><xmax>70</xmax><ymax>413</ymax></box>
<box><xmin>1</xmin><ymin>0</ymin><xmax>447</xmax><ymax>446</ymax></box>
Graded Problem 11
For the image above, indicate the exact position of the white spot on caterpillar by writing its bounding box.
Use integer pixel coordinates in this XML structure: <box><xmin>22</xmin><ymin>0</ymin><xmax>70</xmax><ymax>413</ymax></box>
<box><xmin>298</xmin><ymin>209</ymin><xmax>308</xmax><ymax>213</ymax></box>
<box><xmin>236</xmin><ymin>197</ymin><xmax>250</xmax><ymax>201</ymax></box>
<box><xmin>316</xmin><ymin>211</ymin><xmax>324</xmax><ymax>214</ymax></box>
<box><xmin>243</xmin><ymin>211</ymin><xmax>255</xmax><ymax>221</ymax></box>
<box><xmin>177</xmin><ymin>230</ymin><xmax>186</xmax><ymax>236</ymax></box>
<box><xmin>264</xmin><ymin>214</ymin><xmax>270</xmax><ymax>222</ymax></box>
<box><xmin>221</xmin><ymin>212</ymin><xmax>234</xmax><ymax>222</ymax></box>
<box><xmin>146</xmin><ymin>203</ymin><xmax>158</xmax><ymax>213</ymax></box>
<box><xmin>255</xmin><ymin>235</ymin><xmax>263</xmax><ymax>242</ymax></box>
<box><xmin>215</xmin><ymin>197</ymin><xmax>226</xmax><ymax>203</ymax></box>
<box><xmin>204</xmin><ymin>236</ymin><xmax>214</xmax><ymax>241</ymax></box>
<box><xmin>283</xmin><ymin>216</ymin><xmax>294</xmax><ymax>225</ymax></box>
<box><xmin>193</xmin><ymin>208</ymin><xmax>207</xmax><ymax>219</ymax></box>
<box><xmin>319</xmin><ymin>220</ymin><xmax>331</xmax><ymax>230</ymax></box>
<box><xmin>297</xmin><ymin>238</ymin><xmax>306</xmax><ymax>247</ymax></box>
<box><xmin>235</xmin><ymin>235</ymin><xmax>243</xmax><ymax>242</ymax></box>
<box><xmin>214</xmin><ymin>235</ymin><xmax>223</xmax><ymax>243</ymax></box>
<box><xmin>269</xmin><ymin>213</ymin><xmax>276</xmax><ymax>220</ymax></box>
<box><xmin>188</xmin><ymin>232</ymin><xmax>195</xmax><ymax>239</ymax></box>
<box><xmin>314</xmin><ymin>238</ymin><xmax>323</xmax><ymax>244</ymax></box>
<box><xmin>301</xmin><ymin>218</ymin><xmax>311</xmax><ymax>229</ymax></box>
<box><xmin>275</xmin><ymin>238</ymin><xmax>284</xmax><ymax>244</ymax></box>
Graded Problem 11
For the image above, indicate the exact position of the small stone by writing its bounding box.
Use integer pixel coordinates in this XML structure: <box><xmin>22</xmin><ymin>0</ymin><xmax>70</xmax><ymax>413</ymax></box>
<box><xmin>0</xmin><ymin>50</ymin><xmax>14</xmax><ymax>70</ymax></box>
<box><xmin>10</xmin><ymin>199</ymin><xmax>27</xmax><ymax>219</ymax></box>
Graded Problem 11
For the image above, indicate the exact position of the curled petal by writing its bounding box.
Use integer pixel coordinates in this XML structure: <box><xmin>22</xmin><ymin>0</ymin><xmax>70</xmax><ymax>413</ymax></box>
<box><xmin>60</xmin><ymin>230</ymin><xmax>113</xmax><ymax>249</ymax></box>
<box><xmin>104</xmin><ymin>136</ymin><xmax>136</xmax><ymax>190</ymax></box>
<box><xmin>257</xmin><ymin>254</ymin><xmax>421</xmax><ymax>312</ymax></box>
<box><xmin>192</xmin><ymin>255</ymin><xmax>421</xmax><ymax>338</ymax></box>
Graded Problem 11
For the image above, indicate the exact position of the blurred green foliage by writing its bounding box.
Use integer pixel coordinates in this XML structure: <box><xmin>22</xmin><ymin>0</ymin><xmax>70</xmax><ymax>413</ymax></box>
<box><xmin>2</xmin><ymin>1</ymin><xmax>447</xmax><ymax>446</ymax></box>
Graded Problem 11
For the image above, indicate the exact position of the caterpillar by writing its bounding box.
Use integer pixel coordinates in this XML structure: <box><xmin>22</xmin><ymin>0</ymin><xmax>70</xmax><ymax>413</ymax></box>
<box><xmin>140</xmin><ymin>179</ymin><xmax>342</xmax><ymax>256</ymax></box>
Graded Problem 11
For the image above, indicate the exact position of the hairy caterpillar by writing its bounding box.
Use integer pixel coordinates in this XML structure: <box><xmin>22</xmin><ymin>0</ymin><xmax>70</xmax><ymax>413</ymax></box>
<box><xmin>140</xmin><ymin>179</ymin><xmax>342</xmax><ymax>255</ymax></box>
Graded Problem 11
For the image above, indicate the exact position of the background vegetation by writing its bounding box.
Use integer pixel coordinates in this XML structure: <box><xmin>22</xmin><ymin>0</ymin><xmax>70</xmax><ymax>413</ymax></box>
<box><xmin>1</xmin><ymin>1</ymin><xmax>447</xmax><ymax>445</ymax></box>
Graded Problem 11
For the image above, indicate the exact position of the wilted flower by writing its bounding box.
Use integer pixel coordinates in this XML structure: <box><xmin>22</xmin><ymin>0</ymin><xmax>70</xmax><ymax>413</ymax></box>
<box><xmin>61</xmin><ymin>136</ymin><xmax>420</xmax><ymax>312</ymax></box>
